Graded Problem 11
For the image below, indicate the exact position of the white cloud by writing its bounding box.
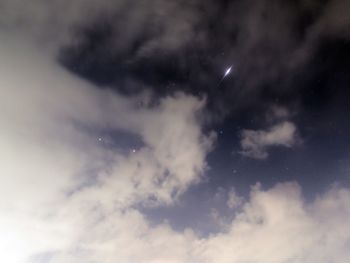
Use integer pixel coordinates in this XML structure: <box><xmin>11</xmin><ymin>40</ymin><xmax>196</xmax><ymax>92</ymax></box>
<box><xmin>194</xmin><ymin>182</ymin><xmax>350</xmax><ymax>263</ymax></box>
<box><xmin>240</xmin><ymin>121</ymin><xmax>299</xmax><ymax>159</ymax></box>
<box><xmin>0</xmin><ymin>34</ymin><xmax>214</xmax><ymax>262</ymax></box>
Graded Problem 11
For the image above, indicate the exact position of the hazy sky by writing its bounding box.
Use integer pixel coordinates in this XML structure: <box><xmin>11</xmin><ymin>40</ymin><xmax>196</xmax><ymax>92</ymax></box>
<box><xmin>1</xmin><ymin>0</ymin><xmax>350</xmax><ymax>262</ymax></box>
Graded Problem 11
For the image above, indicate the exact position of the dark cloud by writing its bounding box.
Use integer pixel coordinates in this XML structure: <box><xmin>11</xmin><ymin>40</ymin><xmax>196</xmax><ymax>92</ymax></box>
<box><xmin>52</xmin><ymin>0</ymin><xmax>350</xmax><ymax>122</ymax></box>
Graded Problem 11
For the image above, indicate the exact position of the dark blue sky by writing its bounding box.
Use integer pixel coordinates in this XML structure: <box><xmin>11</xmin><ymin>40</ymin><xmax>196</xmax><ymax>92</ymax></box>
<box><xmin>56</xmin><ymin>0</ymin><xmax>350</xmax><ymax>234</ymax></box>
<box><xmin>61</xmin><ymin>18</ymin><xmax>350</xmax><ymax>190</ymax></box>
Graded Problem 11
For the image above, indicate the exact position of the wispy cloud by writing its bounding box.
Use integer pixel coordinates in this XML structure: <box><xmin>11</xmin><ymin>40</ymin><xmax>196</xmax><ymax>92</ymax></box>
<box><xmin>240</xmin><ymin>121</ymin><xmax>299</xmax><ymax>159</ymax></box>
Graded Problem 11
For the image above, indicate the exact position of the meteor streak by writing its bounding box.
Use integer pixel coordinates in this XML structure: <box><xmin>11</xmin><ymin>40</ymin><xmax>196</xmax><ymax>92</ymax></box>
<box><xmin>224</xmin><ymin>66</ymin><xmax>232</xmax><ymax>77</ymax></box>
<box><xmin>216</xmin><ymin>65</ymin><xmax>233</xmax><ymax>88</ymax></box>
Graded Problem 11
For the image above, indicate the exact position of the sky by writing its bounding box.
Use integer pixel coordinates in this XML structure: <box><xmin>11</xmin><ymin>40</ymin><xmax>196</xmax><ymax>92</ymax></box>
<box><xmin>1</xmin><ymin>0</ymin><xmax>350</xmax><ymax>262</ymax></box>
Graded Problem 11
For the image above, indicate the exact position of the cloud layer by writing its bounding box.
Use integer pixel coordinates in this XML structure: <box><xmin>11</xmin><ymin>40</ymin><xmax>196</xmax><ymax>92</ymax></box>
<box><xmin>1</xmin><ymin>26</ymin><xmax>350</xmax><ymax>263</ymax></box>
<box><xmin>1</xmin><ymin>1</ymin><xmax>350</xmax><ymax>263</ymax></box>
<box><xmin>2</xmin><ymin>0</ymin><xmax>350</xmax><ymax>113</ymax></box>
<box><xmin>0</xmin><ymin>33</ymin><xmax>214</xmax><ymax>262</ymax></box>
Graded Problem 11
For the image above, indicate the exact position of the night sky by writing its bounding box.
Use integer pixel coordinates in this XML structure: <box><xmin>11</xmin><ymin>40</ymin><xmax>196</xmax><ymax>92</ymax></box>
<box><xmin>1</xmin><ymin>0</ymin><xmax>350</xmax><ymax>262</ymax></box>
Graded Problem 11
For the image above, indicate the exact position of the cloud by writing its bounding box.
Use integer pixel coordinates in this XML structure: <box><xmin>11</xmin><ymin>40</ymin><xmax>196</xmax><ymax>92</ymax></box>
<box><xmin>48</xmin><ymin>184</ymin><xmax>350</xmax><ymax>263</ymax></box>
<box><xmin>266</xmin><ymin>105</ymin><xmax>291</xmax><ymax>122</ymax></box>
<box><xmin>0</xmin><ymin>33</ymin><xmax>214</xmax><ymax>262</ymax></box>
<box><xmin>194</xmin><ymin>182</ymin><xmax>350</xmax><ymax>263</ymax></box>
<box><xmin>227</xmin><ymin>188</ymin><xmax>244</xmax><ymax>209</ymax></box>
<box><xmin>0</xmin><ymin>0</ymin><xmax>203</xmax><ymax>57</ymax></box>
<box><xmin>3</xmin><ymin>0</ymin><xmax>349</xmax><ymax>116</ymax></box>
<box><xmin>1</xmin><ymin>2</ymin><xmax>350</xmax><ymax>263</ymax></box>
<box><xmin>307</xmin><ymin>0</ymin><xmax>350</xmax><ymax>39</ymax></box>
<box><xmin>240</xmin><ymin>121</ymin><xmax>299</xmax><ymax>159</ymax></box>
<box><xmin>1</xmin><ymin>36</ymin><xmax>350</xmax><ymax>263</ymax></box>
